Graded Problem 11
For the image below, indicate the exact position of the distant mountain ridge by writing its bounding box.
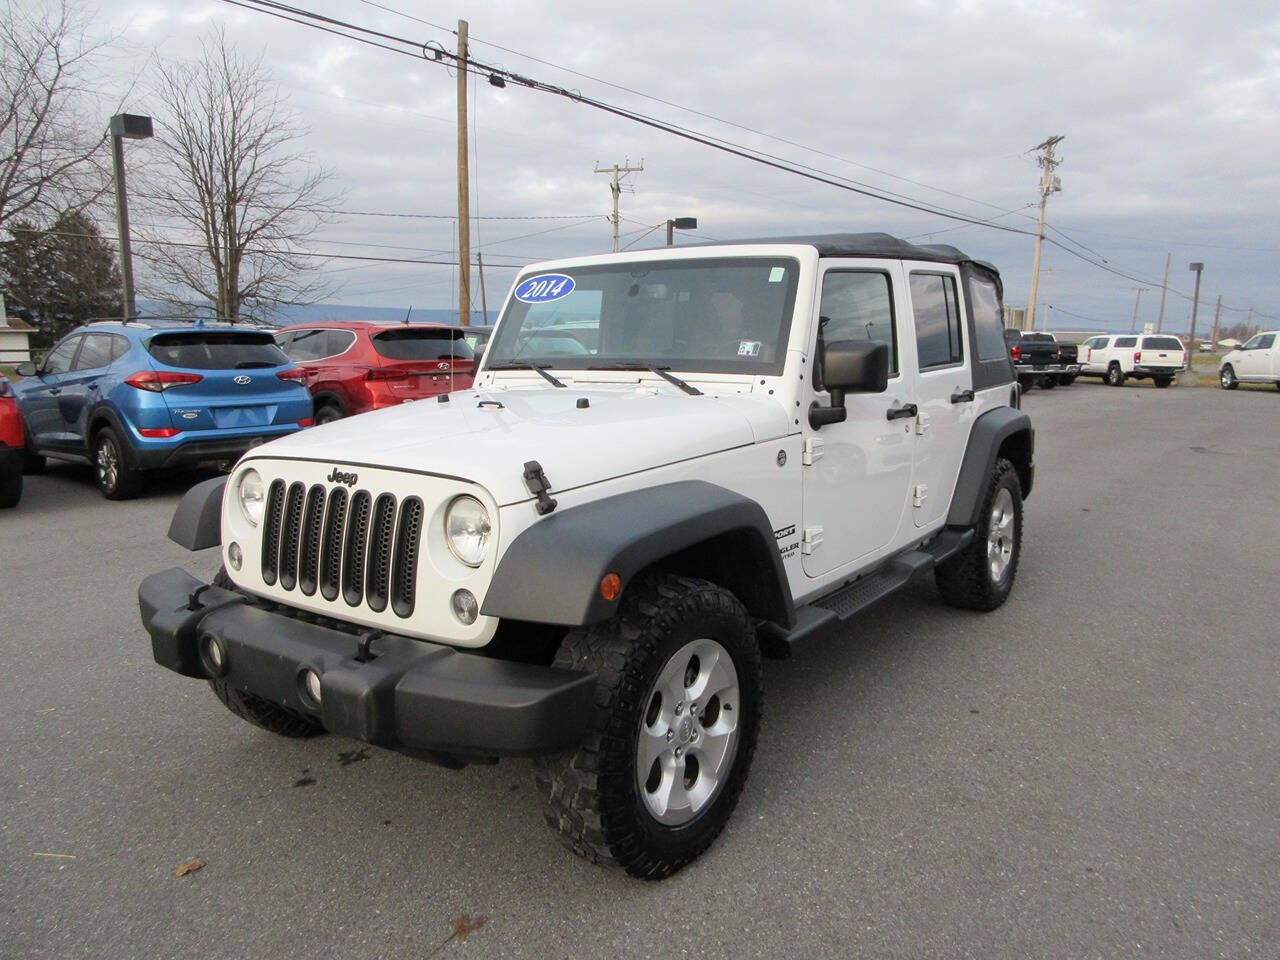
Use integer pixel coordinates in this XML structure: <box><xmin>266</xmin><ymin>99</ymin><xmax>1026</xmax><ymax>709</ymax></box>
<box><xmin>137</xmin><ymin>299</ymin><xmax>495</xmax><ymax>327</ymax></box>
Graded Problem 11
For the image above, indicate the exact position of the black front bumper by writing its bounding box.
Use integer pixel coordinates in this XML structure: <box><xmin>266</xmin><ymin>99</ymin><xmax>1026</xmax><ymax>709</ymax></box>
<box><xmin>139</xmin><ymin>567</ymin><xmax>597</xmax><ymax>758</ymax></box>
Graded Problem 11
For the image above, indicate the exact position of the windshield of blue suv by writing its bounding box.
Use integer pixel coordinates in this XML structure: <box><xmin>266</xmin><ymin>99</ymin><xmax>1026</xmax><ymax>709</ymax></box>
<box><xmin>147</xmin><ymin>331</ymin><xmax>290</xmax><ymax>370</ymax></box>
<box><xmin>486</xmin><ymin>257</ymin><xmax>801</xmax><ymax>376</ymax></box>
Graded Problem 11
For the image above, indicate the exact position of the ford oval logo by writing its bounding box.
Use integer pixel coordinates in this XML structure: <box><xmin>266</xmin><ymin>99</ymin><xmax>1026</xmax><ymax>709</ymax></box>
<box><xmin>233</xmin><ymin>375</ymin><xmax>252</xmax><ymax>385</ymax></box>
<box><xmin>515</xmin><ymin>273</ymin><xmax>575</xmax><ymax>303</ymax></box>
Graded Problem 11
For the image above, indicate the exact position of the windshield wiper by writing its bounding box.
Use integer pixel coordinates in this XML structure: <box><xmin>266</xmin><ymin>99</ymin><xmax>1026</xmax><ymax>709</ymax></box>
<box><xmin>588</xmin><ymin>363</ymin><xmax>702</xmax><ymax>396</ymax></box>
<box><xmin>487</xmin><ymin>361</ymin><xmax>566</xmax><ymax>388</ymax></box>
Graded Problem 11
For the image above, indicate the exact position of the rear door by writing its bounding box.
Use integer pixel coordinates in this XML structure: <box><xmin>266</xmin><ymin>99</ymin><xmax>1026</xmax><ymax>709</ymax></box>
<box><xmin>905</xmin><ymin>265</ymin><xmax>973</xmax><ymax>528</ymax></box>
<box><xmin>59</xmin><ymin>332</ymin><xmax>119</xmax><ymax>444</ymax></box>
<box><xmin>369</xmin><ymin>327</ymin><xmax>475</xmax><ymax>396</ymax></box>
<box><xmin>1112</xmin><ymin>336</ymin><xmax>1138</xmax><ymax>372</ymax></box>
<box><xmin>144</xmin><ymin>330</ymin><xmax>304</xmax><ymax>431</ymax></box>
<box><xmin>1137</xmin><ymin>335</ymin><xmax>1185</xmax><ymax>373</ymax></box>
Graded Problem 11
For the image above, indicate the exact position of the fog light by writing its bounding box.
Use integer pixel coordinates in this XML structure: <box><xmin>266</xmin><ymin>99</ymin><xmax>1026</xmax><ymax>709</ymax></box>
<box><xmin>451</xmin><ymin>589</ymin><xmax>479</xmax><ymax>625</ymax></box>
<box><xmin>201</xmin><ymin>636</ymin><xmax>227</xmax><ymax>677</ymax></box>
<box><xmin>227</xmin><ymin>541</ymin><xmax>243</xmax><ymax>571</ymax></box>
<box><xmin>300</xmin><ymin>668</ymin><xmax>323</xmax><ymax>707</ymax></box>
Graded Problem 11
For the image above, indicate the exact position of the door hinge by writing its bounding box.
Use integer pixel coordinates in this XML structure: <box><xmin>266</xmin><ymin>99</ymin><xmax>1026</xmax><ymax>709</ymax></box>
<box><xmin>913</xmin><ymin>484</ymin><xmax>928</xmax><ymax>508</ymax></box>
<box><xmin>915</xmin><ymin>412</ymin><xmax>931</xmax><ymax>436</ymax></box>
<box><xmin>801</xmin><ymin>526</ymin><xmax>824</xmax><ymax>555</ymax></box>
<box><xmin>802</xmin><ymin>437</ymin><xmax>825</xmax><ymax>465</ymax></box>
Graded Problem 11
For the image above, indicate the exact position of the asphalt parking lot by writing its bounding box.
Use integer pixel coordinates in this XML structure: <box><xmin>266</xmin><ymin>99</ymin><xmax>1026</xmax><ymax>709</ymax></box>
<box><xmin>1</xmin><ymin>381</ymin><xmax>1276</xmax><ymax>959</ymax></box>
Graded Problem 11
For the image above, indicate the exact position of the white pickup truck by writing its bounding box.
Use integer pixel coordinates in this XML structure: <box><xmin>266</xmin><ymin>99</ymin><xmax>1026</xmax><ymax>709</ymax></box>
<box><xmin>1078</xmin><ymin>334</ymin><xmax>1187</xmax><ymax>387</ymax></box>
<box><xmin>1220</xmin><ymin>332</ymin><xmax>1280</xmax><ymax>390</ymax></box>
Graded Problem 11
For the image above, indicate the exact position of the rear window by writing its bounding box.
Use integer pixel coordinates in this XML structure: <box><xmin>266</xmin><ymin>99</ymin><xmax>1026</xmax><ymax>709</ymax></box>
<box><xmin>371</xmin><ymin>328</ymin><xmax>474</xmax><ymax>361</ymax></box>
<box><xmin>1142</xmin><ymin>336</ymin><xmax>1184</xmax><ymax>351</ymax></box>
<box><xmin>1020</xmin><ymin>333</ymin><xmax>1054</xmax><ymax>342</ymax></box>
<box><xmin>147</xmin><ymin>332</ymin><xmax>289</xmax><ymax>370</ymax></box>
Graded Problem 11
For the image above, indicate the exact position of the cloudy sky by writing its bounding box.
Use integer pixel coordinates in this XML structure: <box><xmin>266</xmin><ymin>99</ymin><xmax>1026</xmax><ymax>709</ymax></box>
<box><xmin>86</xmin><ymin>0</ymin><xmax>1279</xmax><ymax>332</ymax></box>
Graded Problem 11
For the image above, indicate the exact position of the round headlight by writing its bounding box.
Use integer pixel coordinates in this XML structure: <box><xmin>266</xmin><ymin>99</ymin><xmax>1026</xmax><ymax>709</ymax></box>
<box><xmin>445</xmin><ymin>495</ymin><xmax>491</xmax><ymax>567</ymax></box>
<box><xmin>238</xmin><ymin>468</ymin><xmax>265</xmax><ymax>526</ymax></box>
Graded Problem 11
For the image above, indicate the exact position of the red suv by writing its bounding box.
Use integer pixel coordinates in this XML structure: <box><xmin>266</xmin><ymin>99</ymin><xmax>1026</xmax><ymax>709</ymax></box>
<box><xmin>1</xmin><ymin>375</ymin><xmax>25</xmax><ymax>507</ymax></box>
<box><xmin>274</xmin><ymin>321</ymin><xmax>476</xmax><ymax>423</ymax></box>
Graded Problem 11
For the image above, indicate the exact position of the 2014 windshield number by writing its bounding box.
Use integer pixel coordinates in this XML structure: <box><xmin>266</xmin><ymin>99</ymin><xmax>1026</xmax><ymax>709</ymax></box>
<box><xmin>516</xmin><ymin>274</ymin><xmax>575</xmax><ymax>302</ymax></box>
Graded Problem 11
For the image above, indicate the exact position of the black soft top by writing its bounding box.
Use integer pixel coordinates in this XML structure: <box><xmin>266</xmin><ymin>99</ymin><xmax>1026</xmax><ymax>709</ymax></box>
<box><xmin>693</xmin><ymin>232</ymin><xmax>997</xmax><ymax>272</ymax></box>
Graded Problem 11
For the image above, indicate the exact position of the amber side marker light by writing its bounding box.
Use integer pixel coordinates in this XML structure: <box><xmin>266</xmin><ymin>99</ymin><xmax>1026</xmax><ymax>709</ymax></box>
<box><xmin>600</xmin><ymin>573</ymin><xmax>621</xmax><ymax>602</ymax></box>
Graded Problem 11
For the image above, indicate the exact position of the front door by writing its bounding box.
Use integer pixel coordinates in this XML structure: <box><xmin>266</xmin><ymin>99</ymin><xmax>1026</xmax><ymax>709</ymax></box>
<box><xmin>23</xmin><ymin>335</ymin><xmax>82</xmax><ymax>445</ymax></box>
<box><xmin>802</xmin><ymin>261</ymin><xmax>916</xmax><ymax>578</ymax></box>
<box><xmin>904</xmin><ymin>265</ymin><xmax>974</xmax><ymax>528</ymax></box>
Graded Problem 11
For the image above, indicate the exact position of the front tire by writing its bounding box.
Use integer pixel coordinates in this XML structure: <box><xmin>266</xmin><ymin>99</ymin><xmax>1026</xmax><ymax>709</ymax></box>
<box><xmin>0</xmin><ymin>468</ymin><xmax>21</xmax><ymax>508</ymax></box>
<box><xmin>935</xmin><ymin>458</ymin><xmax>1023</xmax><ymax>612</ymax></box>
<box><xmin>94</xmin><ymin>426</ymin><xmax>144</xmax><ymax>500</ymax></box>
<box><xmin>1106</xmin><ymin>363</ymin><xmax>1125</xmax><ymax>387</ymax></box>
<box><xmin>23</xmin><ymin>429</ymin><xmax>45</xmax><ymax>474</ymax></box>
<box><xmin>1220</xmin><ymin>366</ymin><xmax>1238</xmax><ymax>390</ymax></box>
<box><xmin>534</xmin><ymin>574</ymin><xmax>762</xmax><ymax>879</ymax></box>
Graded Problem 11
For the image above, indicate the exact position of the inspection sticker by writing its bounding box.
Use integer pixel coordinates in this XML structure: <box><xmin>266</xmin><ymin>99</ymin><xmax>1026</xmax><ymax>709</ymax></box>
<box><xmin>515</xmin><ymin>273</ymin><xmax>576</xmax><ymax>303</ymax></box>
<box><xmin>768</xmin><ymin>266</ymin><xmax>786</xmax><ymax>283</ymax></box>
<box><xmin>737</xmin><ymin>340</ymin><xmax>761</xmax><ymax>357</ymax></box>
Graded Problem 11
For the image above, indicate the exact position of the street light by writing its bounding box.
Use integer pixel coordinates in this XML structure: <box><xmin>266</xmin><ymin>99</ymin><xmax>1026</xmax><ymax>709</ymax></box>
<box><xmin>109</xmin><ymin>113</ymin><xmax>153</xmax><ymax>322</ymax></box>
<box><xmin>666</xmin><ymin>216</ymin><xmax>697</xmax><ymax>246</ymax></box>
<box><xmin>1178</xmin><ymin>261</ymin><xmax>1204</xmax><ymax>386</ymax></box>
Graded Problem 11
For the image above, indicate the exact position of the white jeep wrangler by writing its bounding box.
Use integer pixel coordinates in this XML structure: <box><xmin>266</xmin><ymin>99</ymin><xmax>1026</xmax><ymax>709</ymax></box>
<box><xmin>141</xmin><ymin>234</ymin><xmax>1034</xmax><ymax>878</ymax></box>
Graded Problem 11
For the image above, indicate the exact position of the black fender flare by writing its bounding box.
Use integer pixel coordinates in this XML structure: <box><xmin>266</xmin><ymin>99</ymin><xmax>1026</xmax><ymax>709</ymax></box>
<box><xmin>168</xmin><ymin>475</ymin><xmax>227</xmax><ymax>551</ymax></box>
<box><xmin>481</xmin><ymin>480</ymin><xmax>795</xmax><ymax>629</ymax></box>
<box><xmin>947</xmin><ymin>407</ymin><xmax>1034</xmax><ymax>528</ymax></box>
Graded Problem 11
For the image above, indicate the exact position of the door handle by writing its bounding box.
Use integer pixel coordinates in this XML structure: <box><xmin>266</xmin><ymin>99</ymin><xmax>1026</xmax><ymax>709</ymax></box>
<box><xmin>88</xmin><ymin>382</ymin><xmax>100</xmax><ymax>391</ymax></box>
<box><xmin>49</xmin><ymin>388</ymin><xmax>61</xmax><ymax>396</ymax></box>
<box><xmin>950</xmin><ymin>389</ymin><xmax>975</xmax><ymax>404</ymax></box>
<box><xmin>886</xmin><ymin>403</ymin><xmax>918</xmax><ymax>421</ymax></box>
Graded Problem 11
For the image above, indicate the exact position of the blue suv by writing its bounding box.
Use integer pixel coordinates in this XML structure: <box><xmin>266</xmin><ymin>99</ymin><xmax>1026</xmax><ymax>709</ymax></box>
<box><xmin>14</xmin><ymin>321</ymin><xmax>313</xmax><ymax>499</ymax></box>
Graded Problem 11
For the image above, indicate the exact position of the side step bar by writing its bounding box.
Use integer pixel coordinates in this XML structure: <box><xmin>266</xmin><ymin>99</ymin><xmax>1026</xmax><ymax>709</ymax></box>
<box><xmin>758</xmin><ymin>528</ymin><xmax>973</xmax><ymax>657</ymax></box>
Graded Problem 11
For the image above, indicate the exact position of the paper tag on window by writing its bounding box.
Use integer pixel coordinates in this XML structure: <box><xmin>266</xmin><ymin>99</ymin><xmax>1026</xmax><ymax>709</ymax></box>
<box><xmin>737</xmin><ymin>340</ymin><xmax>761</xmax><ymax>357</ymax></box>
<box><xmin>768</xmin><ymin>267</ymin><xmax>785</xmax><ymax>283</ymax></box>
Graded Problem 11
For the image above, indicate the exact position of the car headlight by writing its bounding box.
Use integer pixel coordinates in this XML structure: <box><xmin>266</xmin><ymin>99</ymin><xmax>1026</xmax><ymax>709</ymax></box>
<box><xmin>445</xmin><ymin>495</ymin><xmax>491</xmax><ymax>567</ymax></box>
<box><xmin>238</xmin><ymin>468</ymin><xmax>265</xmax><ymax>526</ymax></box>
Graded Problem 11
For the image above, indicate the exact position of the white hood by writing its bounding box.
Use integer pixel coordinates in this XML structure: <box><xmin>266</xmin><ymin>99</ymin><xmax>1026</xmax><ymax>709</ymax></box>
<box><xmin>249</xmin><ymin>383</ymin><xmax>791</xmax><ymax>505</ymax></box>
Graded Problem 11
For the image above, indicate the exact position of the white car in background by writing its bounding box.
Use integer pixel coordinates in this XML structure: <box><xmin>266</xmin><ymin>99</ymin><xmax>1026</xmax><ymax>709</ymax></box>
<box><xmin>1219</xmin><ymin>331</ymin><xmax>1280</xmax><ymax>390</ymax></box>
<box><xmin>1078</xmin><ymin>334</ymin><xmax>1187</xmax><ymax>387</ymax></box>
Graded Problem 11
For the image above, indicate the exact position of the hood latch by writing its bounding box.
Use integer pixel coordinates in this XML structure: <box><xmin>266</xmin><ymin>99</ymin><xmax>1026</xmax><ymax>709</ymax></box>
<box><xmin>522</xmin><ymin>460</ymin><xmax>558</xmax><ymax>516</ymax></box>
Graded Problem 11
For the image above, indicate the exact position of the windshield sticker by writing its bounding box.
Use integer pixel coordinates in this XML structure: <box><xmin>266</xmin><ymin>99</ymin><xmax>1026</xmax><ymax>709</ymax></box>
<box><xmin>768</xmin><ymin>266</ymin><xmax>786</xmax><ymax>283</ymax></box>
<box><xmin>515</xmin><ymin>273</ymin><xmax>576</xmax><ymax>303</ymax></box>
<box><xmin>737</xmin><ymin>340</ymin><xmax>762</xmax><ymax>357</ymax></box>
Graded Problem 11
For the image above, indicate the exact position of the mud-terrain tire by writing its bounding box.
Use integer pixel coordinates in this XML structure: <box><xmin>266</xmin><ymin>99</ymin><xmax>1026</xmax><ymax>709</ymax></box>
<box><xmin>534</xmin><ymin>574</ymin><xmax>762</xmax><ymax>879</ymax></box>
<box><xmin>205</xmin><ymin>566</ymin><xmax>323</xmax><ymax>738</ymax></box>
<box><xmin>1107</xmin><ymin>363</ymin><xmax>1125</xmax><ymax>387</ymax></box>
<box><xmin>1220</xmin><ymin>366</ymin><xmax>1238</xmax><ymax>390</ymax></box>
<box><xmin>935</xmin><ymin>458</ymin><xmax>1023</xmax><ymax>612</ymax></box>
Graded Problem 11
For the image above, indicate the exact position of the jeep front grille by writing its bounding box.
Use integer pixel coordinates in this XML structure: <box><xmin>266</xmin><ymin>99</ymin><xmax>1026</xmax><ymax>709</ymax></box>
<box><xmin>260</xmin><ymin>481</ymin><xmax>422</xmax><ymax>617</ymax></box>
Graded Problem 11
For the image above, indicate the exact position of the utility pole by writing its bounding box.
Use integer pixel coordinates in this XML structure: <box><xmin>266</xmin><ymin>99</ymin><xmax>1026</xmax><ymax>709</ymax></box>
<box><xmin>595</xmin><ymin>159</ymin><xmax>643</xmax><ymax>252</ymax></box>
<box><xmin>1209</xmin><ymin>295</ymin><xmax>1222</xmax><ymax>348</ymax></box>
<box><xmin>477</xmin><ymin>251</ymin><xmax>488</xmax><ymax>324</ymax></box>
<box><xmin>1040</xmin><ymin>268</ymin><xmax>1057</xmax><ymax>330</ymax></box>
<box><xmin>1177</xmin><ymin>262</ymin><xmax>1204</xmax><ymax>386</ymax></box>
<box><xmin>1025</xmin><ymin>135</ymin><xmax>1063</xmax><ymax>331</ymax></box>
<box><xmin>1155</xmin><ymin>252</ymin><xmax>1171</xmax><ymax>332</ymax></box>
<box><xmin>1246</xmin><ymin>306</ymin><xmax>1254</xmax><ymax>337</ymax></box>
<box><xmin>456</xmin><ymin>19</ymin><xmax>471</xmax><ymax>327</ymax></box>
<box><xmin>1129</xmin><ymin>287</ymin><xmax>1149</xmax><ymax>333</ymax></box>
<box><xmin>109</xmin><ymin>113</ymin><xmax>153</xmax><ymax>321</ymax></box>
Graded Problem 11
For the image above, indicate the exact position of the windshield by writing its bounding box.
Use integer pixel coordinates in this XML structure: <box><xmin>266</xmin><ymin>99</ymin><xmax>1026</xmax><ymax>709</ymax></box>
<box><xmin>372</xmin><ymin>328</ymin><xmax>473</xmax><ymax>360</ymax></box>
<box><xmin>147</xmin><ymin>331</ymin><xmax>288</xmax><ymax>370</ymax></box>
<box><xmin>486</xmin><ymin>257</ymin><xmax>801</xmax><ymax>375</ymax></box>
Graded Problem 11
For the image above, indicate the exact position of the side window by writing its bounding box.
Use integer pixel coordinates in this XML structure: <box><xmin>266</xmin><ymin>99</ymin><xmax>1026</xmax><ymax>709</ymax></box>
<box><xmin>816</xmin><ymin>271</ymin><xmax>897</xmax><ymax>383</ymax></box>
<box><xmin>73</xmin><ymin>333</ymin><xmax>115</xmax><ymax>371</ymax></box>
<box><xmin>966</xmin><ymin>274</ymin><xmax>1006</xmax><ymax>361</ymax></box>
<box><xmin>326</xmin><ymin>329</ymin><xmax>356</xmax><ymax>357</ymax></box>
<box><xmin>910</xmin><ymin>272</ymin><xmax>964</xmax><ymax>369</ymax></box>
<box><xmin>110</xmin><ymin>335</ymin><xmax>130</xmax><ymax>362</ymax></box>
<box><xmin>42</xmin><ymin>336</ymin><xmax>81</xmax><ymax>374</ymax></box>
<box><xmin>1115</xmin><ymin>336</ymin><xmax>1137</xmax><ymax>349</ymax></box>
<box><xmin>1257</xmin><ymin>334</ymin><xmax>1275</xmax><ymax>350</ymax></box>
<box><xmin>284</xmin><ymin>328</ymin><xmax>330</xmax><ymax>362</ymax></box>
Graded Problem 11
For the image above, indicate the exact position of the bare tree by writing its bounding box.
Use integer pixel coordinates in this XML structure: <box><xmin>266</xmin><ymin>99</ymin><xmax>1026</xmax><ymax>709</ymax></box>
<box><xmin>0</xmin><ymin>0</ymin><xmax>110</xmax><ymax>229</ymax></box>
<box><xmin>139</xmin><ymin>26</ymin><xmax>338</xmax><ymax>321</ymax></box>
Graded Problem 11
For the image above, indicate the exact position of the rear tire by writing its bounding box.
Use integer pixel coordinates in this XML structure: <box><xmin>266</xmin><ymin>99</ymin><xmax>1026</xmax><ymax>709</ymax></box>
<box><xmin>534</xmin><ymin>574</ymin><xmax>762</xmax><ymax>879</ymax></box>
<box><xmin>1155</xmin><ymin>377</ymin><xmax>1172</xmax><ymax>389</ymax></box>
<box><xmin>0</xmin><ymin>467</ymin><xmax>21</xmax><ymax>508</ymax></box>
<box><xmin>1220</xmin><ymin>365</ymin><xmax>1238</xmax><ymax>390</ymax></box>
<box><xmin>315</xmin><ymin>401</ymin><xmax>344</xmax><ymax>424</ymax></box>
<box><xmin>93</xmin><ymin>426</ymin><xmax>144</xmax><ymax>500</ymax></box>
<box><xmin>1106</xmin><ymin>363</ymin><xmax>1125</xmax><ymax>387</ymax></box>
<box><xmin>935</xmin><ymin>458</ymin><xmax>1022</xmax><ymax>612</ymax></box>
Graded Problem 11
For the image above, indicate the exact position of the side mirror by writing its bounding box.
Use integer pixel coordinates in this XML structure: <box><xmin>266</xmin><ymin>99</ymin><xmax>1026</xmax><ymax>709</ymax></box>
<box><xmin>810</xmin><ymin>340</ymin><xmax>889</xmax><ymax>428</ymax></box>
<box><xmin>15</xmin><ymin>361</ymin><xmax>37</xmax><ymax>377</ymax></box>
